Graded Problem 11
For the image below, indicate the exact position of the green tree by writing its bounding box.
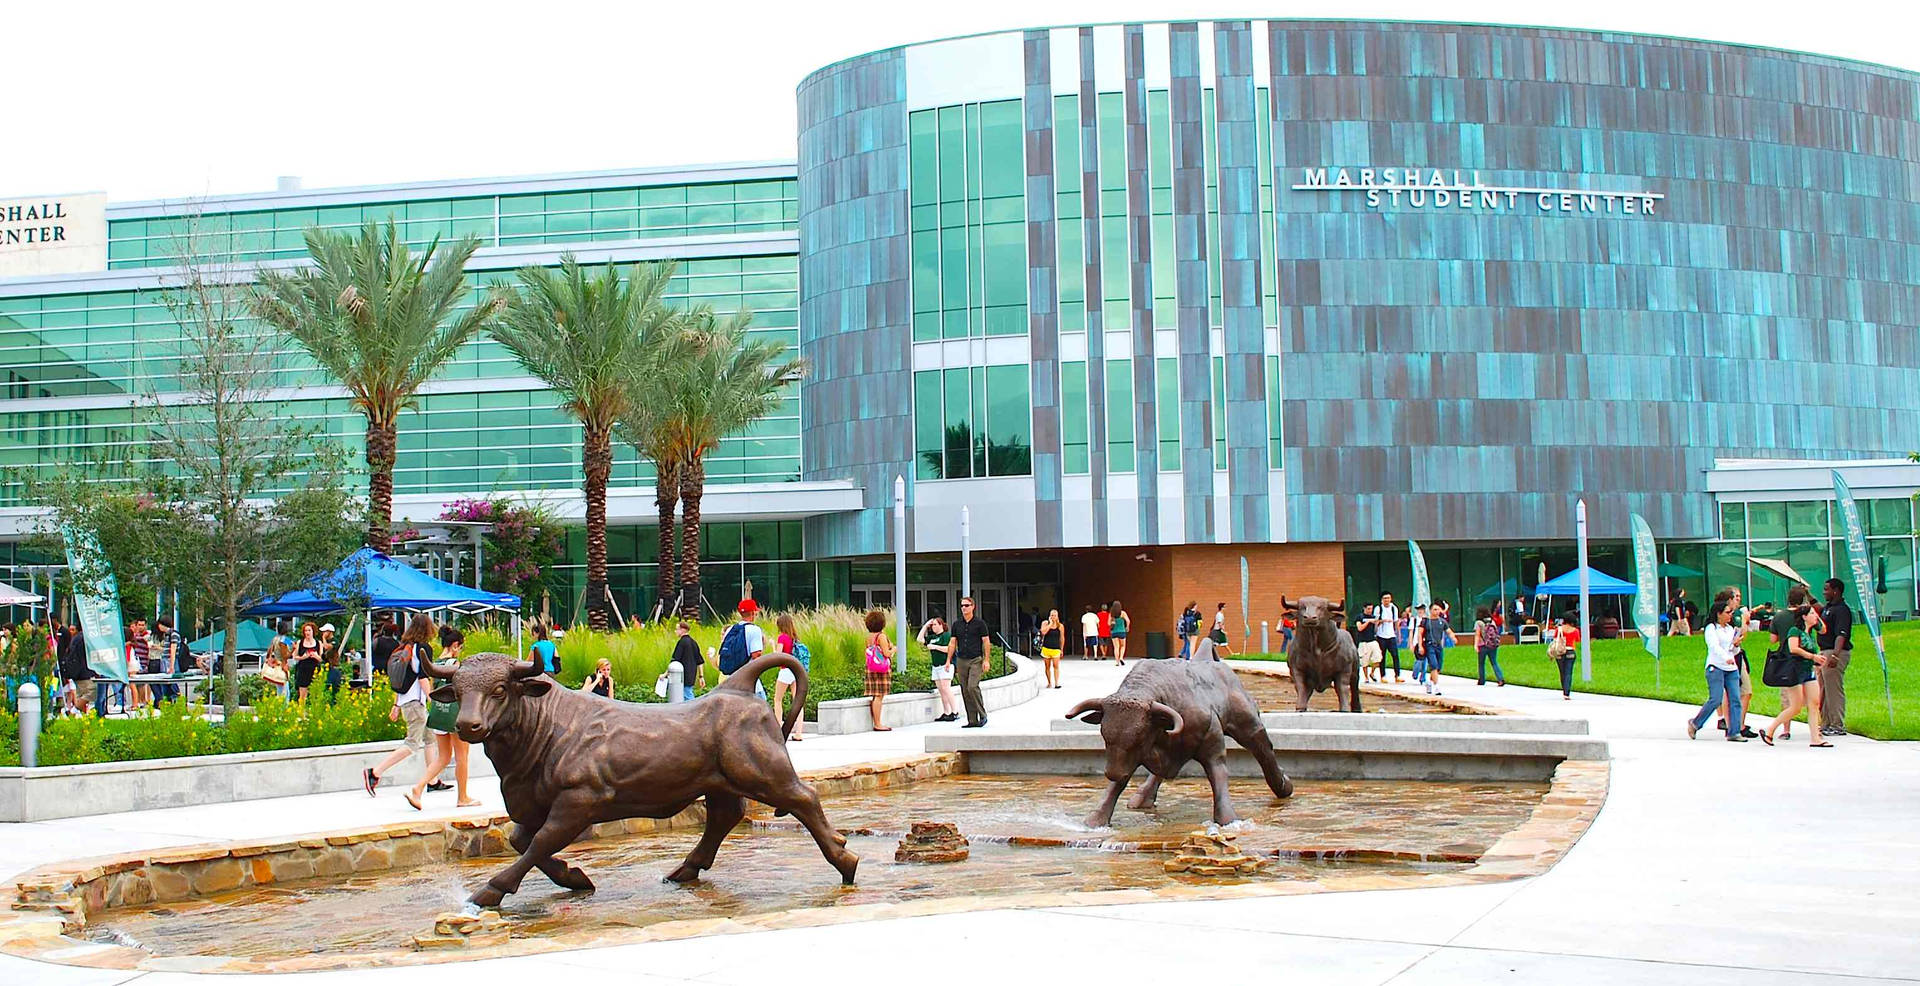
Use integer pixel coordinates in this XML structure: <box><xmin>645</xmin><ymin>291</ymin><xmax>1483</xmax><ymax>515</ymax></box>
<box><xmin>616</xmin><ymin>388</ymin><xmax>683</xmax><ymax>621</ymax></box>
<box><xmin>33</xmin><ymin>215</ymin><xmax>360</xmax><ymax>701</ymax></box>
<box><xmin>252</xmin><ymin>222</ymin><xmax>499</xmax><ymax>552</ymax></box>
<box><xmin>657</xmin><ymin>307</ymin><xmax>804</xmax><ymax>617</ymax></box>
<box><xmin>492</xmin><ymin>258</ymin><xmax>676</xmax><ymax>630</ymax></box>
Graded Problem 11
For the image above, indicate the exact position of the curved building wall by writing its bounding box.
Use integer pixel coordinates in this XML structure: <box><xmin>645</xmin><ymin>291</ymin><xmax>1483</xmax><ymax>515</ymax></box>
<box><xmin>797</xmin><ymin>20</ymin><xmax>1920</xmax><ymax>556</ymax></box>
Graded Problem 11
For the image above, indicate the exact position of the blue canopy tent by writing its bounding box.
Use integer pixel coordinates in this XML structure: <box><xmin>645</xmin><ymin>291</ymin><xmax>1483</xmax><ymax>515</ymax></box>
<box><xmin>1535</xmin><ymin>566</ymin><xmax>1640</xmax><ymax>634</ymax></box>
<box><xmin>244</xmin><ymin>548</ymin><xmax>522</xmax><ymax>676</ymax></box>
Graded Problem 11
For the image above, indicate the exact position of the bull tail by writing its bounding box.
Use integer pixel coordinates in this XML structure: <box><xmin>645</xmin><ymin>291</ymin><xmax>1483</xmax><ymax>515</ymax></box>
<box><xmin>717</xmin><ymin>653</ymin><xmax>807</xmax><ymax>735</ymax></box>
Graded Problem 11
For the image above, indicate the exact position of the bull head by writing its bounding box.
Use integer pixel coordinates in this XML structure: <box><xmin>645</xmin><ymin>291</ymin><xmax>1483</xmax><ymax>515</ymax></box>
<box><xmin>428</xmin><ymin>652</ymin><xmax>552</xmax><ymax>743</ymax></box>
<box><xmin>1065</xmin><ymin>697</ymin><xmax>1186</xmax><ymax>782</ymax></box>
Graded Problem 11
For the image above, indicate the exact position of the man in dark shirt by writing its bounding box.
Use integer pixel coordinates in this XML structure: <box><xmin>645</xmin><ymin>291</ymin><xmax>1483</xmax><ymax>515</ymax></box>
<box><xmin>1818</xmin><ymin>578</ymin><xmax>1854</xmax><ymax>737</ymax></box>
<box><xmin>671</xmin><ymin>621</ymin><xmax>704</xmax><ymax>698</ymax></box>
<box><xmin>949</xmin><ymin>596</ymin><xmax>993</xmax><ymax>728</ymax></box>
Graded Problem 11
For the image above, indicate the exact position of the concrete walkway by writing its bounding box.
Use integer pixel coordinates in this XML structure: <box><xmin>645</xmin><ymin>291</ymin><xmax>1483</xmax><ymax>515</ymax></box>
<box><xmin>4</xmin><ymin>658</ymin><xmax>1915</xmax><ymax>985</ymax></box>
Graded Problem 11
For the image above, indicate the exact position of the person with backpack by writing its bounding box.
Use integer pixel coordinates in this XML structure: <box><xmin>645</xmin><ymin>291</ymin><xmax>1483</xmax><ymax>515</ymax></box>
<box><xmin>364</xmin><ymin>614</ymin><xmax>442</xmax><ymax>806</ymax></box>
<box><xmin>1176</xmin><ymin>601</ymin><xmax>1200</xmax><ymax>659</ymax></box>
<box><xmin>1473</xmin><ymin>606</ymin><xmax>1506</xmax><ymax>686</ymax></box>
<box><xmin>773</xmin><ymin>612</ymin><xmax>809</xmax><ymax>741</ymax></box>
<box><xmin>718</xmin><ymin>605</ymin><xmax>766</xmax><ymax>697</ymax></box>
<box><xmin>1547</xmin><ymin>616</ymin><xmax>1580</xmax><ymax>700</ymax></box>
<box><xmin>862</xmin><ymin>609</ymin><xmax>894</xmax><ymax>731</ymax></box>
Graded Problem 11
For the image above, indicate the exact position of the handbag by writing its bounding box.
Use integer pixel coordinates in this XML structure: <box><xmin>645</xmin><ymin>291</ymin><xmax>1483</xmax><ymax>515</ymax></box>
<box><xmin>1760</xmin><ymin>645</ymin><xmax>1800</xmax><ymax>688</ymax></box>
<box><xmin>1546</xmin><ymin>633</ymin><xmax>1569</xmax><ymax>659</ymax></box>
<box><xmin>260</xmin><ymin>664</ymin><xmax>288</xmax><ymax>687</ymax></box>
<box><xmin>426</xmin><ymin>699</ymin><xmax>459</xmax><ymax>732</ymax></box>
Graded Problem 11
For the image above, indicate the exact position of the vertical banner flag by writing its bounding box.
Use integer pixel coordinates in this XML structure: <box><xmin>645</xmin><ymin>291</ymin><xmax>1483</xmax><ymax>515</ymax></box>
<box><xmin>1408</xmin><ymin>540</ymin><xmax>1431</xmax><ymax>607</ymax></box>
<box><xmin>1239</xmin><ymin>555</ymin><xmax>1250</xmax><ymax>642</ymax></box>
<box><xmin>59</xmin><ymin>524</ymin><xmax>129</xmax><ymax>682</ymax></box>
<box><xmin>1831</xmin><ymin>471</ymin><xmax>1893</xmax><ymax>724</ymax></box>
<box><xmin>1629</xmin><ymin>512</ymin><xmax>1661</xmax><ymax>687</ymax></box>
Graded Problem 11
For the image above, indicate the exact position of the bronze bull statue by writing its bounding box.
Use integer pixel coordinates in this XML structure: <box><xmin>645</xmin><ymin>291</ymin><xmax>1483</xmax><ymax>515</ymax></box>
<box><xmin>1281</xmin><ymin>595</ymin><xmax>1362</xmax><ymax>712</ymax></box>
<box><xmin>1064</xmin><ymin>660</ymin><xmax>1293</xmax><ymax>827</ymax></box>
<box><xmin>425</xmin><ymin>652</ymin><xmax>857</xmax><ymax>907</ymax></box>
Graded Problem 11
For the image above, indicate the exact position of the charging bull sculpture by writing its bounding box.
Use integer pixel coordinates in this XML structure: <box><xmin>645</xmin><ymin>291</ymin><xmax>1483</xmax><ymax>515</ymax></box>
<box><xmin>1280</xmin><ymin>595</ymin><xmax>1362</xmax><ymax>713</ymax></box>
<box><xmin>424</xmin><ymin>652</ymin><xmax>857</xmax><ymax>907</ymax></box>
<box><xmin>1064</xmin><ymin>660</ymin><xmax>1293</xmax><ymax>827</ymax></box>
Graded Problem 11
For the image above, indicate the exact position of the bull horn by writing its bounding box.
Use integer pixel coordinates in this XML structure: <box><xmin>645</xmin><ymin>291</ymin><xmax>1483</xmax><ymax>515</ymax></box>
<box><xmin>1332</xmin><ymin>598</ymin><xmax>1346</xmax><ymax>613</ymax></box>
<box><xmin>1149</xmin><ymin>701</ymin><xmax>1185</xmax><ymax>738</ymax></box>
<box><xmin>1064</xmin><ymin>698</ymin><xmax>1105</xmax><ymax>721</ymax></box>
<box><xmin>1280</xmin><ymin>595</ymin><xmax>1298</xmax><ymax>611</ymax></box>
<box><xmin>508</xmin><ymin>658</ymin><xmax>542</xmax><ymax>679</ymax></box>
<box><xmin>422</xmin><ymin>659</ymin><xmax>458</xmax><ymax>680</ymax></box>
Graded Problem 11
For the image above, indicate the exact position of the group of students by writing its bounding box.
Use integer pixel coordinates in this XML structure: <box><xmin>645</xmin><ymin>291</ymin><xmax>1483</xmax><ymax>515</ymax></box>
<box><xmin>1684</xmin><ymin>579</ymin><xmax>1855</xmax><ymax>747</ymax></box>
<box><xmin>34</xmin><ymin>616</ymin><xmax>193</xmax><ymax>717</ymax></box>
<box><xmin>259</xmin><ymin>620</ymin><xmax>350</xmax><ymax>702</ymax></box>
<box><xmin>1352</xmin><ymin>595</ymin><xmax>1469</xmax><ymax>695</ymax></box>
<box><xmin>362</xmin><ymin>614</ymin><xmax>485</xmax><ymax>811</ymax></box>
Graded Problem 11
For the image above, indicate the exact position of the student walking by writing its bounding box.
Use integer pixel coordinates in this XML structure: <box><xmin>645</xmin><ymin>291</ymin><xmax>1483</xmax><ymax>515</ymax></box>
<box><xmin>1210</xmin><ymin>603</ymin><xmax>1231</xmax><ymax>655</ymax></box>
<box><xmin>1548</xmin><ymin>617</ymin><xmax>1580</xmax><ymax>700</ymax></box>
<box><xmin>670</xmin><ymin>621</ymin><xmax>704</xmax><ymax>698</ymax></box>
<box><xmin>365</xmin><ymin>614</ymin><xmax>440</xmax><ymax>805</ymax></box>
<box><xmin>1817</xmin><ymin>578</ymin><xmax>1853</xmax><ymax>737</ymax></box>
<box><xmin>414</xmin><ymin>625</ymin><xmax>482</xmax><ymax>808</ymax></box>
<box><xmin>1097</xmin><ymin>604</ymin><xmax>1113</xmax><ymax>661</ymax></box>
<box><xmin>1473</xmin><ymin>606</ymin><xmax>1506</xmax><ymax>686</ymax></box>
<box><xmin>1373</xmin><ymin>593</ymin><xmax>1402</xmax><ymax>681</ymax></box>
<box><xmin>1109</xmin><ymin>601</ymin><xmax>1130</xmax><ymax>665</ymax></box>
<box><xmin>1080</xmin><ymin>605</ymin><xmax>1100</xmax><ymax>660</ymax></box>
<box><xmin>951</xmin><ymin>596</ymin><xmax>993</xmax><ymax>728</ymax></box>
<box><xmin>1039</xmin><ymin>610</ymin><xmax>1065</xmax><ymax>688</ymax></box>
<box><xmin>773</xmin><ymin>613</ymin><xmax>806</xmax><ymax>740</ymax></box>
<box><xmin>1176</xmin><ymin>602</ymin><xmax>1200</xmax><ymax>659</ymax></box>
<box><xmin>1762</xmin><ymin>604</ymin><xmax>1833</xmax><ymax>747</ymax></box>
<box><xmin>1688</xmin><ymin>603</ymin><xmax>1747</xmax><ymax>741</ymax></box>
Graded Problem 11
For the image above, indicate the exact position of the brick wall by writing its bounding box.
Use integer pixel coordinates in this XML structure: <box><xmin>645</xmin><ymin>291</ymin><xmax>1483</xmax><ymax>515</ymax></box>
<box><xmin>1060</xmin><ymin>542</ymin><xmax>1346</xmax><ymax>656</ymax></box>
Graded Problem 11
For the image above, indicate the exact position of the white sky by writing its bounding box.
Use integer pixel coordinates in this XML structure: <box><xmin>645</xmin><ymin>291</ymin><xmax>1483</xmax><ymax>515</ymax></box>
<box><xmin>8</xmin><ymin>0</ymin><xmax>1917</xmax><ymax>203</ymax></box>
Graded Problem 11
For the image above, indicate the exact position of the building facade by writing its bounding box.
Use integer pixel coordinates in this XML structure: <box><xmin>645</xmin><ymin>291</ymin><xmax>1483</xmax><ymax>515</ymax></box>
<box><xmin>2</xmin><ymin>19</ymin><xmax>1918</xmax><ymax>642</ymax></box>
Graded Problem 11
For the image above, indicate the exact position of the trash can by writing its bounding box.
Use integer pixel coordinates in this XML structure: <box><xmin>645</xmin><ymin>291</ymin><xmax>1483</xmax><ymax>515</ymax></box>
<box><xmin>1145</xmin><ymin>631</ymin><xmax>1170</xmax><ymax>659</ymax></box>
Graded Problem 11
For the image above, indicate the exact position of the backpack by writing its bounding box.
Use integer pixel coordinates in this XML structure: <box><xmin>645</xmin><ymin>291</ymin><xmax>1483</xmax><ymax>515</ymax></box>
<box><xmin>717</xmin><ymin>623</ymin><xmax>750</xmax><ymax>674</ymax></box>
<box><xmin>791</xmin><ymin>640</ymin><xmax>811</xmax><ymax>671</ymax></box>
<box><xmin>388</xmin><ymin>642</ymin><xmax>424</xmax><ymax>695</ymax></box>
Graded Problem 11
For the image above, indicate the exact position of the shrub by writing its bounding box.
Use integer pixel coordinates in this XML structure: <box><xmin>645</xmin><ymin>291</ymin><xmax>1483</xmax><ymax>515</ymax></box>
<box><xmin>0</xmin><ymin>706</ymin><xmax>18</xmax><ymax>766</ymax></box>
<box><xmin>208</xmin><ymin>673</ymin><xmax>272</xmax><ymax>709</ymax></box>
<box><xmin>33</xmin><ymin>677</ymin><xmax>404</xmax><ymax>766</ymax></box>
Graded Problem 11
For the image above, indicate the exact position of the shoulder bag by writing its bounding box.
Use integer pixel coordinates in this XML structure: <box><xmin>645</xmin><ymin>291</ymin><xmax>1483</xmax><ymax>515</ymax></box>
<box><xmin>1760</xmin><ymin>642</ymin><xmax>1800</xmax><ymax>688</ymax></box>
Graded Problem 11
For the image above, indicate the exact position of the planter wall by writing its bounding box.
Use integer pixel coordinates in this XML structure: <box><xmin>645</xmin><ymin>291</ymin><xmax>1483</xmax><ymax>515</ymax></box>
<box><xmin>811</xmin><ymin>652</ymin><xmax>1039</xmax><ymax>735</ymax></box>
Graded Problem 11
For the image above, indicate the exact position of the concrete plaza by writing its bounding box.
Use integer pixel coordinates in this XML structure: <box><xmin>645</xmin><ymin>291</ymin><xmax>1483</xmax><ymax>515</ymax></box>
<box><xmin>2</xmin><ymin>658</ymin><xmax>1913</xmax><ymax>985</ymax></box>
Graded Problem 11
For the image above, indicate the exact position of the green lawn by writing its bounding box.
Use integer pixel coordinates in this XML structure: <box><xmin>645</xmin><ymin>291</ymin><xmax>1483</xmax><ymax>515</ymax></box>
<box><xmin>1231</xmin><ymin>623</ymin><xmax>1917</xmax><ymax>740</ymax></box>
<box><xmin>1435</xmin><ymin>623</ymin><xmax>1919</xmax><ymax>741</ymax></box>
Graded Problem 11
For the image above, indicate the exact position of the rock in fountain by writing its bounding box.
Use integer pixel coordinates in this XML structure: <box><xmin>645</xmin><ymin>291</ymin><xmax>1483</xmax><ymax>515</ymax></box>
<box><xmin>414</xmin><ymin>910</ymin><xmax>510</xmax><ymax>950</ymax></box>
<box><xmin>1162</xmin><ymin>830</ymin><xmax>1266</xmax><ymax>876</ymax></box>
<box><xmin>895</xmin><ymin>821</ymin><xmax>970</xmax><ymax>863</ymax></box>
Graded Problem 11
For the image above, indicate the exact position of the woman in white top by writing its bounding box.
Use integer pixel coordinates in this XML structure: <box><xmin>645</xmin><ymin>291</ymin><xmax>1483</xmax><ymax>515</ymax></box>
<box><xmin>1687</xmin><ymin>603</ymin><xmax>1749</xmax><ymax>741</ymax></box>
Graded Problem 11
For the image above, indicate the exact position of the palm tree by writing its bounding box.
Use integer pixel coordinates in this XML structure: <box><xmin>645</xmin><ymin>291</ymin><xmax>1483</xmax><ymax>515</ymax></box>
<box><xmin>657</xmin><ymin>307</ymin><xmax>804</xmax><ymax>617</ymax></box>
<box><xmin>615</xmin><ymin>387</ymin><xmax>683</xmax><ymax>621</ymax></box>
<box><xmin>253</xmin><ymin>222</ymin><xmax>498</xmax><ymax>552</ymax></box>
<box><xmin>493</xmin><ymin>258</ymin><xmax>676</xmax><ymax>631</ymax></box>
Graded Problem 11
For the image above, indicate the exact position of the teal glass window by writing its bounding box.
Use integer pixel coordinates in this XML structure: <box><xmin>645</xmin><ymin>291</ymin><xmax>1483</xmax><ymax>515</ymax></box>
<box><xmin>1061</xmin><ymin>361</ymin><xmax>1089</xmax><ymax>475</ymax></box>
<box><xmin>1106</xmin><ymin>360</ymin><xmax>1134</xmax><ymax>473</ymax></box>
<box><xmin>914</xmin><ymin>370</ymin><xmax>944</xmax><ymax>479</ymax></box>
<box><xmin>1747</xmin><ymin>502</ymin><xmax>1786</xmax><ymax>540</ymax></box>
<box><xmin>1054</xmin><ymin>94</ymin><xmax>1085</xmax><ymax>333</ymax></box>
<box><xmin>985</xmin><ymin>364</ymin><xmax>1031</xmax><ymax>475</ymax></box>
<box><xmin>1720</xmin><ymin>502</ymin><xmax>1747</xmax><ymax>540</ymax></box>
<box><xmin>1266</xmin><ymin>354</ymin><xmax>1284</xmax><ymax>465</ymax></box>
<box><xmin>1211</xmin><ymin>355</ymin><xmax>1227</xmax><ymax>468</ymax></box>
<box><xmin>1096</xmin><ymin>93</ymin><xmax>1128</xmax><ymax>331</ymax></box>
<box><xmin>908</xmin><ymin>100</ymin><xmax>1028</xmax><ymax>341</ymax></box>
<box><xmin>913</xmin><ymin>364</ymin><xmax>1031</xmax><ymax>480</ymax></box>
<box><xmin>1867</xmin><ymin>498</ymin><xmax>1914</xmax><ymax>537</ymax></box>
<box><xmin>1785</xmin><ymin>500</ymin><xmax>1829</xmax><ymax>538</ymax></box>
<box><xmin>1156</xmin><ymin>356</ymin><xmax>1179</xmax><ymax>471</ymax></box>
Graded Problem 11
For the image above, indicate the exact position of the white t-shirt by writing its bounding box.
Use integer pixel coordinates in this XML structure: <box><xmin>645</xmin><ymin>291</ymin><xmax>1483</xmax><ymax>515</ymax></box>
<box><xmin>1213</xmin><ymin>611</ymin><xmax>1226</xmax><ymax>631</ymax></box>
<box><xmin>394</xmin><ymin>643</ymin><xmax>426</xmax><ymax>706</ymax></box>
<box><xmin>1704</xmin><ymin>623</ymin><xmax>1740</xmax><ymax>672</ymax></box>
<box><xmin>1080</xmin><ymin>612</ymin><xmax>1100</xmax><ymax>637</ymax></box>
<box><xmin>1375</xmin><ymin>604</ymin><xmax>1400</xmax><ymax>639</ymax></box>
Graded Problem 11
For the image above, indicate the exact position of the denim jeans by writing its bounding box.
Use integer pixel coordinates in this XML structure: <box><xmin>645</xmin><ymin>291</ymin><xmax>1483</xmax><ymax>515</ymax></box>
<box><xmin>1690</xmin><ymin>666</ymin><xmax>1743</xmax><ymax>737</ymax></box>
<box><xmin>1477</xmin><ymin>646</ymin><xmax>1505</xmax><ymax>684</ymax></box>
<box><xmin>93</xmin><ymin>681</ymin><xmax>125</xmax><ymax>715</ymax></box>
<box><xmin>1555</xmin><ymin>657</ymin><xmax>1576</xmax><ymax>696</ymax></box>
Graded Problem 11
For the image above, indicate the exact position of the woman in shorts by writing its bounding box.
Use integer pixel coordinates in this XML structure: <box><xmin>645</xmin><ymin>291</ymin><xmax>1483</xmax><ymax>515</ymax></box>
<box><xmin>1109</xmin><ymin>600</ymin><xmax>1130</xmax><ymax>665</ymax></box>
<box><xmin>413</xmin><ymin>625</ymin><xmax>481</xmax><ymax>809</ymax></box>
<box><xmin>1762</xmin><ymin>605</ymin><xmax>1833</xmax><ymax>748</ymax></box>
<box><xmin>773</xmin><ymin>613</ymin><xmax>807</xmax><ymax>741</ymax></box>
<box><xmin>1039</xmin><ymin>609</ymin><xmax>1065</xmax><ymax>688</ymax></box>
<box><xmin>922</xmin><ymin>616</ymin><xmax>959</xmax><ymax>722</ymax></box>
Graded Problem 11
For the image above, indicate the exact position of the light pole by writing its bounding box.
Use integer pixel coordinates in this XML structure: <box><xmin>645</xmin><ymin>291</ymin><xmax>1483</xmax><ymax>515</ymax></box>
<box><xmin>893</xmin><ymin>475</ymin><xmax>907</xmax><ymax>674</ymax></box>
<box><xmin>960</xmin><ymin>506</ymin><xmax>972</xmax><ymax>600</ymax></box>
<box><xmin>1576</xmin><ymin>499</ymin><xmax>1592</xmax><ymax>683</ymax></box>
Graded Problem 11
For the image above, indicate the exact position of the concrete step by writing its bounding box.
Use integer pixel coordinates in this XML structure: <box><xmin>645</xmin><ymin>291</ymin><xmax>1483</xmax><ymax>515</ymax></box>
<box><xmin>1051</xmin><ymin>711</ymin><xmax>1589</xmax><ymax>735</ymax></box>
<box><xmin>928</xmin><ymin>728</ymin><xmax>1608</xmax><ymax>782</ymax></box>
